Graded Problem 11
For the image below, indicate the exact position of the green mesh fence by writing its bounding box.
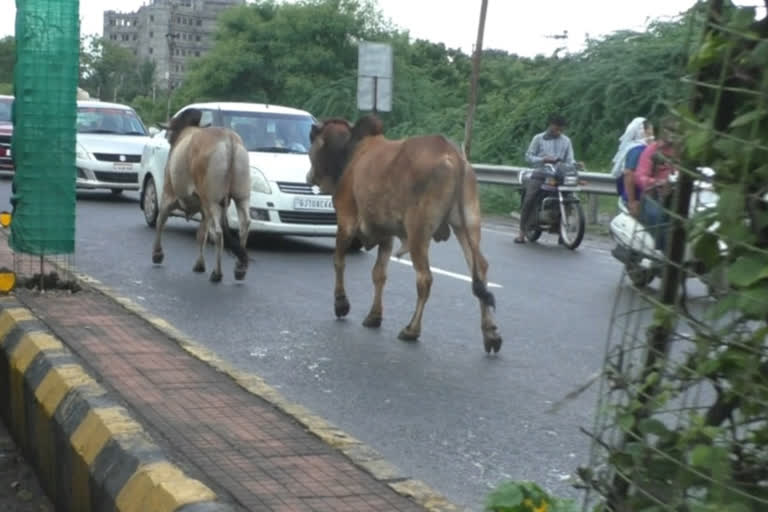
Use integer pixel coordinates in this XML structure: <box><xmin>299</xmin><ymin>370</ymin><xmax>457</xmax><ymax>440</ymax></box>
<box><xmin>10</xmin><ymin>0</ymin><xmax>78</xmax><ymax>255</ymax></box>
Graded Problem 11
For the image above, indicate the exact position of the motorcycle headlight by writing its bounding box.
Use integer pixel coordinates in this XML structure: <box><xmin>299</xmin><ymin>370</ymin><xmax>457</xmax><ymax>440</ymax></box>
<box><xmin>76</xmin><ymin>143</ymin><xmax>92</xmax><ymax>160</ymax></box>
<box><xmin>250</xmin><ymin>167</ymin><xmax>271</xmax><ymax>194</ymax></box>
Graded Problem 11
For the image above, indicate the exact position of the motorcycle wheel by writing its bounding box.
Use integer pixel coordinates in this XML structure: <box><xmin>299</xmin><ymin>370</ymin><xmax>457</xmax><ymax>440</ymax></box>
<box><xmin>559</xmin><ymin>202</ymin><xmax>585</xmax><ymax>250</ymax></box>
<box><xmin>626</xmin><ymin>261</ymin><xmax>654</xmax><ymax>287</ymax></box>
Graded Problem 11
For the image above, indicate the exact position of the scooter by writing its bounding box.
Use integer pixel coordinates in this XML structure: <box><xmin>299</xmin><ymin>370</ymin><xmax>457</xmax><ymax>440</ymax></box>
<box><xmin>609</xmin><ymin>168</ymin><xmax>728</xmax><ymax>290</ymax></box>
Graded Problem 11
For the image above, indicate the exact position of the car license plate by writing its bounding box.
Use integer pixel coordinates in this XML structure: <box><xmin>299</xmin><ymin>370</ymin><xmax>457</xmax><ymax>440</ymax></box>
<box><xmin>293</xmin><ymin>196</ymin><xmax>333</xmax><ymax>211</ymax></box>
<box><xmin>113</xmin><ymin>162</ymin><xmax>132</xmax><ymax>171</ymax></box>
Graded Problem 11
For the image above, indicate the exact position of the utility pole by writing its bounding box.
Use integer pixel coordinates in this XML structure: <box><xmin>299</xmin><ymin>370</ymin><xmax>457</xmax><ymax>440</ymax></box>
<box><xmin>462</xmin><ymin>0</ymin><xmax>489</xmax><ymax>160</ymax></box>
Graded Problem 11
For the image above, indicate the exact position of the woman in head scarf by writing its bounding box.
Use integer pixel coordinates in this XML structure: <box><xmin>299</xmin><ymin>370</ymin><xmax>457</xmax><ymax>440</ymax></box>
<box><xmin>611</xmin><ymin>117</ymin><xmax>654</xmax><ymax>216</ymax></box>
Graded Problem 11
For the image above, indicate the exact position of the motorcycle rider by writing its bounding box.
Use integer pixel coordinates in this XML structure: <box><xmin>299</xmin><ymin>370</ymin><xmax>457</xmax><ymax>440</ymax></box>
<box><xmin>515</xmin><ymin>114</ymin><xmax>575</xmax><ymax>244</ymax></box>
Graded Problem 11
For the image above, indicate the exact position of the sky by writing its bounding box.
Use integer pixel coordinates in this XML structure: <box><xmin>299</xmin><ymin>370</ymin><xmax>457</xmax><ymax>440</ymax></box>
<box><xmin>1</xmin><ymin>0</ymin><xmax>765</xmax><ymax>57</ymax></box>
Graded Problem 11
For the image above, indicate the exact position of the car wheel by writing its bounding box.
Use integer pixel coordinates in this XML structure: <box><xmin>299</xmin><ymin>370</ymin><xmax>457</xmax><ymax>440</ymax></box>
<box><xmin>143</xmin><ymin>177</ymin><xmax>159</xmax><ymax>227</ymax></box>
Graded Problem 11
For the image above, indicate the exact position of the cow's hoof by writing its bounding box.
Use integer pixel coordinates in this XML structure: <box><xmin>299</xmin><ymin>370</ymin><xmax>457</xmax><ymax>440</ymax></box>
<box><xmin>234</xmin><ymin>263</ymin><xmax>247</xmax><ymax>281</ymax></box>
<box><xmin>192</xmin><ymin>261</ymin><xmax>205</xmax><ymax>273</ymax></box>
<box><xmin>209</xmin><ymin>270</ymin><xmax>222</xmax><ymax>283</ymax></box>
<box><xmin>362</xmin><ymin>314</ymin><xmax>382</xmax><ymax>328</ymax></box>
<box><xmin>397</xmin><ymin>327</ymin><xmax>420</xmax><ymax>342</ymax></box>
<box><xmin>334</xmin><ymin>295</ymin><xmax>350</xmax><ymax>318</ymax></box>
<box><xmin>152</xmin><ymin>251</ymin><xmax>164</xmax><ymax>264</ymax></box>
<box><xmin>483</xmin><ymin>330</ymin><xmax>503</xmax><ymax>354</ymax></box>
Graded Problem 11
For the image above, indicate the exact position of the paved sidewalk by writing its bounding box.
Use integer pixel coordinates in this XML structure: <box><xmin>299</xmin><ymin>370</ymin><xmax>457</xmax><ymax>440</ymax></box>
<box><xmin>0</xmin><ymin>250</ymin><xmax>430</xmax><ymax>511</ymax></box>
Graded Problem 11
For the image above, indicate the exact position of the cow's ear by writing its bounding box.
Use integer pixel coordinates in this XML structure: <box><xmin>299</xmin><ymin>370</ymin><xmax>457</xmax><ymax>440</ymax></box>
<box><xmin>310</xmin><ymin>123</ymin><xmax>322</xmax><ymax>143</ymax></box>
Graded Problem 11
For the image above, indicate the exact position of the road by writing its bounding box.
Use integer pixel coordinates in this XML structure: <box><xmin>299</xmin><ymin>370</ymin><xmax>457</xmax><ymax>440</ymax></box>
<box><xmin>0</xmin><ymin>183</ymin><xmax>632</xmax><ymax>510</ymax></box>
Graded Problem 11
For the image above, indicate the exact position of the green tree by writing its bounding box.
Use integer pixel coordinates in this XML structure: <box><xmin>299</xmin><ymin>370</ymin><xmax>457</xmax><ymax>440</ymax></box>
<box><xmin>154</xmin><ymin>0</ymin><xmax>702</xmax><ymax>171</ymax></box>
<box><xmin>80</xmin><ymin>37</ymin><xmax>140</xmax><ymax>102</ymax></box>
<box><xmin>0</xmin><ymin>36</ymin><xmax>15</xmax><ymax>91</ymax></box>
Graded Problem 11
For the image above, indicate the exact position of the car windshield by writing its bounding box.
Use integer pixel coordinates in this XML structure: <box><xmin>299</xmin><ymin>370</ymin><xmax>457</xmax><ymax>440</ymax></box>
<box><xmin>0</xmin><ymin>99</ymin><xmax>11</xmax><ymax>123</ymax></box>
<box><xmin>220</xmin><ymin>111</ymin><xmax>314</xmax><ymax>154</ymax></box>
<box><xmin>76</xmin><ymin>107</ymin><xmax>148</xmax><ymax>135</ymax></box>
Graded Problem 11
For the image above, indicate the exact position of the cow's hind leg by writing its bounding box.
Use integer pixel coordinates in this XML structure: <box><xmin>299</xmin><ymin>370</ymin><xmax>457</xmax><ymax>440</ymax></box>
<box><xmin>363</xmin><ymin>236</ymin><xmax>393</xmax><ymax>328</ymax></box>
<box><xmin>193</xmin><ymin>219</ymin><xmax>208</xmax><ymax>273</ymax></box>
<box><xmin>208</xmin><ymin>202</ymin><xmax>224</xmax><ymax>283</ymax></box>
<box><xmin>233</xmin><ymin>197</ymin><xmax>250</xmax><ymax>281</ymax></box>
<box><xmin>398</xmin><ymin>236</ymin><xmax>432</xmax><ymax>341</ymax></box>
<box><xmin>152</xmin><ymin>195</ymin><xmax>179</xmax><ymax>264</ymax></box>
<box><xmin>453</xmin><ymin>224</ymin><xmax>502</xmax><ymax>354</ymax></box>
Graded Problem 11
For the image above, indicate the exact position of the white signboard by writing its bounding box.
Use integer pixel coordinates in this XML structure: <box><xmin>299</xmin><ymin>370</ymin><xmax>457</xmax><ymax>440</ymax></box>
<box><xmin>357</xmin><ymin>41</ymin><xmax>393</xmax><ymax>112</ymax></box>
<box><xmin>357</xmin><ymin>76</ymin><xmax>392</xmax><ymax>112</ymax></box>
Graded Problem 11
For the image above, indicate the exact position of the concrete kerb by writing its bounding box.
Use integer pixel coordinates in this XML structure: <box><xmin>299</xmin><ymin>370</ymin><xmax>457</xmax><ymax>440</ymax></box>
<box><xmin>0</xmin><ymin>298</ymin><xmax>235</xmax><ymax>512</ymax></box>
<box><xmin>71</xmin><ymin>271</ymin><xmax>466</xmax><ymax>512</ymax></box>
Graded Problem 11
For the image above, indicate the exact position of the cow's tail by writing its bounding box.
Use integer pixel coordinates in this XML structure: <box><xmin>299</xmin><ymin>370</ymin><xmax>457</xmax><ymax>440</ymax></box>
<box><xmin>220</xmin><ymin>134</ymin><xmax>248</xmax><ymax>265</ymax></box>
<box><xmin>455</xmin><ymin>156</ymin><xmax>495</xmax><ymax>310</ymax></box>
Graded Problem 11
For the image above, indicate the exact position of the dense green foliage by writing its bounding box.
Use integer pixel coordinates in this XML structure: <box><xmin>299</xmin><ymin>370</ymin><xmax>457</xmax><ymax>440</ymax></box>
<box><xmin>575</xmin><ymin>1</ymin><xmax>768</xmax><ymax>510</ymax></box>
<box><xmin>0</xmin><ymin>0</ymin><xmax>694</xmax><ymax>169</ymax></box>
<box><xmin>0</xmin><ymin>36</ymin><xmax>14</xmax><ymax>94</ymax></box>
<box><xmin>170</xmin><ymin>0</ymin><xmax>698</xmax><ymax>168</ymax></box>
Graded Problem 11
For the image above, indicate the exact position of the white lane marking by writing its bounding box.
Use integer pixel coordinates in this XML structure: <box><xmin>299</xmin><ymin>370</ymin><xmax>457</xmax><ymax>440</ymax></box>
<box><xmin>387</xmin><ymin>256</ymin><xmax>503</xmax><ymax>289</ymax></box>
<box><xmin>482</xmin><ymin>226</ymin><xmax>516</xmax><ymax>237</ymax></box>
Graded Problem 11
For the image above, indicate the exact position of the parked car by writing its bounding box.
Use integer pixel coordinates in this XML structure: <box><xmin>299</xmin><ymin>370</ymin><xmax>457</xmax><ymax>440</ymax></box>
<box><xmin>75</xmin><ymin>100</ymin><xmax>152</xmax><ymax>194</ymax></box>
<box><xmin>138</xmin><ymin>101</ymin><xmax>340</xmax><ymax>240</ymax></box>
<box><xmin>0</xmin><ymin>95</ymin><xmax>13</xmax><ymax>176</ymax></box>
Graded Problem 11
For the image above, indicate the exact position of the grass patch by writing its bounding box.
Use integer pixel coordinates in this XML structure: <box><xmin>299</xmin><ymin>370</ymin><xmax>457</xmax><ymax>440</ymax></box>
<box><xmin>478</xmin><ymin>183</ymin><xmax>520</xmax><ymax>216</ymax></box>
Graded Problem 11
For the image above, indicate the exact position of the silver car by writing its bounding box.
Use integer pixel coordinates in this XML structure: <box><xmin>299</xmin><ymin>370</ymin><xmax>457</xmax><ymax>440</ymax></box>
<box><xmin>75</xmin><ymin>100</ymin><xmax>151</xmax><ymax>194</ymax></box>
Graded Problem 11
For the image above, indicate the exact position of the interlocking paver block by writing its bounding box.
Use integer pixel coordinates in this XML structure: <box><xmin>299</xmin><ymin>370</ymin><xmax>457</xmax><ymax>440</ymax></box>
<box><xmin>16</xmin><ymin>291</ymin><xmax>427</xmax><ymax>512</ymax></box>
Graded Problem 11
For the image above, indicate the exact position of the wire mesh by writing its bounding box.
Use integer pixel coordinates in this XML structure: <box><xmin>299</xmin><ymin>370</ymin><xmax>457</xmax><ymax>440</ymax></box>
<box><xmin>580</xmin><ymin>0</ymin><xmax>768</xmax><ymax>510</ymax></box>
<box><xmin>9</xmin><ymin>0</ymin><xmax>80</xmax><ymax>292</ymax></box>
<box><xmin>10</xmin><ymin>0</ymin><xmax>79</xmax><ymax>258</ymax></box>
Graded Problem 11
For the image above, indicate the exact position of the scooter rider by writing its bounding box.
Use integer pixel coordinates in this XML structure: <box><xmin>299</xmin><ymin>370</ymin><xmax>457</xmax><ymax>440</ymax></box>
<box><xmin>634</xmin><ymin>117</ymin><xmax>679</xmax><ymax>251</ymax></box>
<box><xmin>515</xmin><ymin>114</ymin><xmax>575</xmax><ymax>244</ymax></box>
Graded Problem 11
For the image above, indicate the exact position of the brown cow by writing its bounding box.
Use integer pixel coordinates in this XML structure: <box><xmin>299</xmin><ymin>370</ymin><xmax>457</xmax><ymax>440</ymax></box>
<box><xmin>306</xmin><ymin>115</ymin><xmax>502</xmax><ymax>353</ymax></box>
<box><xmin>152</xmin><ymin>108</ymin><xmax>251</xmax><ymax>283</ymax></box>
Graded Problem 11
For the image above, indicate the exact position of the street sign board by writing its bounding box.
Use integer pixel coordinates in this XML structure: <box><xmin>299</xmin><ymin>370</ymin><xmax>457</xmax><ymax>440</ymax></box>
<box><xmin>357</xmin><ymin>76</ymin><xmax>392</xmax><ymax>112</ymax></box>
<box><xmin>357</xmin><ymin>41</ymin><xmax>393</xmax><ymax>112</ymax></box>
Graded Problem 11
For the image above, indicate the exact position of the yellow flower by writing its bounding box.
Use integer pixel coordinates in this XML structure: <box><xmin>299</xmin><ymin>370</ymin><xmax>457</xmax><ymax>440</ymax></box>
<box><xmin>522</xmin><ymin>498</ymin><xmax>549</xmax><ymax>512</ymax></box>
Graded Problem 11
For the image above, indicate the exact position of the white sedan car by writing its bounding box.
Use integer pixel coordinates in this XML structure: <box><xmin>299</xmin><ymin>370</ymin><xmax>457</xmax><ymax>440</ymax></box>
<box><xmin>76</xmin><ymin>100</ymin><xmax>152</xmax><ymax>194</ymax></box>
<box><xmin>138</xmin><ymin>102</ymin><xmax>340</xmax><ymax>240</ymax></box>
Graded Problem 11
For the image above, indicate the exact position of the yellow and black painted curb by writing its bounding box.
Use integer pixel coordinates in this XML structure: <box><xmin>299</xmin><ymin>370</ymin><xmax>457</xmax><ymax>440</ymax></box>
<box><xmin>0</xmin><ymin>298</ymin><xmax>236</xmax><ymax>512</ymax></box>
<box><xmin>62</xmin><ymin>271</ymin><xmax>467</xmax><ymax>512</ymax></box>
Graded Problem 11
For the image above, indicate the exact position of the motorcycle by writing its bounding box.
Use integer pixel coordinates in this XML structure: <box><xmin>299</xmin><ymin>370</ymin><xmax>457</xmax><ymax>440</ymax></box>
<box><xmin>518</xmin><ymin>162</ymin><xmax>586</xmax><ymax>250</ymax></box>
<box><xmin>609</xmin><ymin>167</ymin><xmax>728</xmax><ymax>290</ymax></box>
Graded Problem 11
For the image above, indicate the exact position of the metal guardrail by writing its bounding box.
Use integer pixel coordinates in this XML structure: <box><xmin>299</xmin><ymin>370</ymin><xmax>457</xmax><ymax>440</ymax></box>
<box><xmin>472</xmin><ymin>163</ymin><xmax>616</xmax><ymax>195</ymax></box>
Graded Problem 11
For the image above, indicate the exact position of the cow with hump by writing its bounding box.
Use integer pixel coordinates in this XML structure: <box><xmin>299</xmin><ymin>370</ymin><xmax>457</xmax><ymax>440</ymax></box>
<box><xmin>306</xmin><ymin>114</ymin><xmax>502</xmax><ymax>354</ymax></box>
<box><xmin>152</xmin><ymin>108</ymin><xmax>251</xmax><ymax>283</ymax></box>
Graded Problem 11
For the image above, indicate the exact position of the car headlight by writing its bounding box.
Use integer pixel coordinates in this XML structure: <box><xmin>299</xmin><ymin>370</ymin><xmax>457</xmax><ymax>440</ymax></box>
<box><xmin>76</xmin><ymin>143</ymin><xmax>93</xmax><ymax>161</ymax></box>
<box><xmin>250</xmin><ymin>167</ymin><xmax>271</xmax><ymax>194</ymax></box>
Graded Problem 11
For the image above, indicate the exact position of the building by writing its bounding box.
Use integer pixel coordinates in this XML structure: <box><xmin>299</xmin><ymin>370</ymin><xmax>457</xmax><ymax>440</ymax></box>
<box><xmin>103</xmin><ymin>0</ymin><xmax>245</xmax><ymax>90</ymax></box>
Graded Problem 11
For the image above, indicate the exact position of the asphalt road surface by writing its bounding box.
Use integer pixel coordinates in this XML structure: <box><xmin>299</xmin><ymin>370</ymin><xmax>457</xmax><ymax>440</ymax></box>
<box><xmin>0</xmin><ymin>182</ymin><xmax>639</xmax><ymax>510</ymax></box>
